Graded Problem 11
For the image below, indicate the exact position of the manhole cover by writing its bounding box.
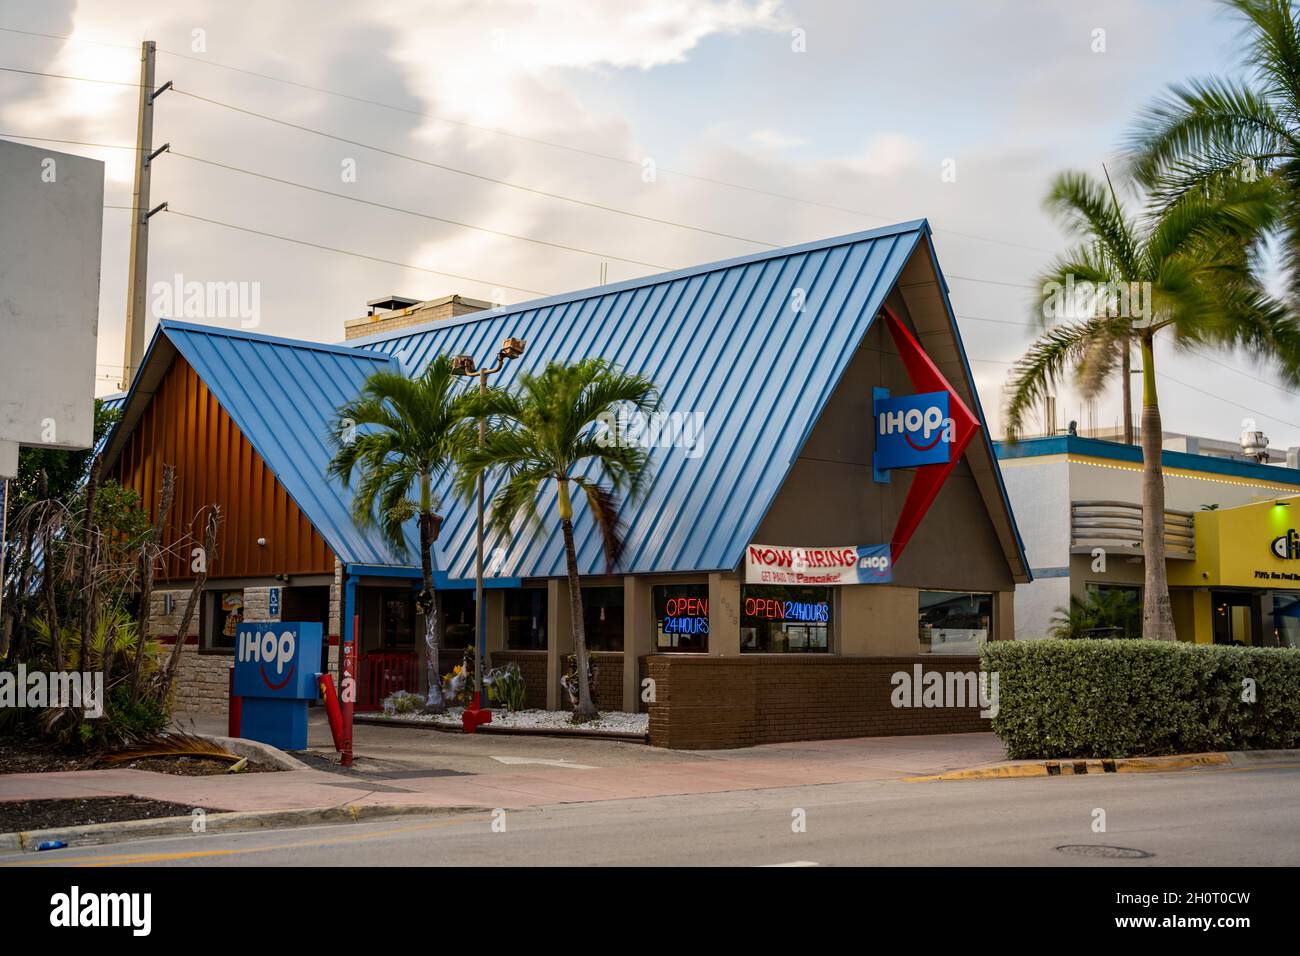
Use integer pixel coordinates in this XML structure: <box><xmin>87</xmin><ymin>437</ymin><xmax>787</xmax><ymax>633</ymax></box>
<box><xmin>1056</xmin><ymin>844</ymin><xmax>1153</xmax><ymax>859</ymax></box>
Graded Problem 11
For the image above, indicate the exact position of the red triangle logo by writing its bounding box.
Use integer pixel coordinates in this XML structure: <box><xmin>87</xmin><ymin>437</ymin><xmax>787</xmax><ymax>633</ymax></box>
<box><xmin>881</xmin><ymin>305</ymin><xmax>980</xmax><ymax>563</ymax></box>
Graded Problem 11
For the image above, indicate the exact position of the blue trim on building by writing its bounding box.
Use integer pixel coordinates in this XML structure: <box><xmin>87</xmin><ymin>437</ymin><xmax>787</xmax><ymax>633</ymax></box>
<box><xmin>1030</xmin><ymin>566</ymin><xmax>1071</xmax><ymax>579</ymax></box>
<box><xmin>995</xmin><ymin>435</ymin><xmax>1300</xmax><ymax>487</ymax></box>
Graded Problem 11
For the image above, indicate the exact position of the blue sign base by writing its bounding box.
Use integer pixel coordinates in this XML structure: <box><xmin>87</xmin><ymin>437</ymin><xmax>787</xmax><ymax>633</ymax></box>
<box><xmin>241</xmin><ymin>698</ymin><xmax>310</xmax><ymax>751</ymax></box>
<box><xmin>872</xmin><ymin>387</ymin><xmax>891</xmax><ymax>483</ymax></box>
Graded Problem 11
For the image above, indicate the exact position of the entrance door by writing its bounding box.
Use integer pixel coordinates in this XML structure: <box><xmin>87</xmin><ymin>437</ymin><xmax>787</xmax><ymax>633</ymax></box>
<box><xmin>1211</xmin><ymin>591</ymin><xmax>1254</xmax><ymax>646</ymax></box>
<box><xmin>280</xmin><ymin>586</ymin><xmax>332</xmax><ymax>700</ymax></box>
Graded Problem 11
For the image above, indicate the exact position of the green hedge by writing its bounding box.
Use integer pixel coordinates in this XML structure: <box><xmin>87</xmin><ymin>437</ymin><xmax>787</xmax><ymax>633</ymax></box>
<box><xmin>980</xmin><ymin>639</ymin><xmax>1300</xmax><ymax>758</ymax></box>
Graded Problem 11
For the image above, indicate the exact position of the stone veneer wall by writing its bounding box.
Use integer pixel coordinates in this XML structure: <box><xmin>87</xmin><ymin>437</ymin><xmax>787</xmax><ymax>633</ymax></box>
<box><xmin>149</xmin><ymin>578</ymin><xmax>347</xmax><ymax>717</ymax></box>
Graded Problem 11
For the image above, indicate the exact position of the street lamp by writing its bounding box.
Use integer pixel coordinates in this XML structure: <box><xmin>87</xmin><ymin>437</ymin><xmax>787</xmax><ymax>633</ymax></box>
<box><xmin>453</xmin><ymin>336</ymin><xmax>526</xmax><ymax>721</ymax></box>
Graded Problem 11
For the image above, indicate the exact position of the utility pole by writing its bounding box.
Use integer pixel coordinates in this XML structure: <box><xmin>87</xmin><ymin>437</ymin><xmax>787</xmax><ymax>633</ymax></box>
<box><xmin>119</xmin><ymin>41</ymin><xmax>170</xmax><ymax>391</ymax></box>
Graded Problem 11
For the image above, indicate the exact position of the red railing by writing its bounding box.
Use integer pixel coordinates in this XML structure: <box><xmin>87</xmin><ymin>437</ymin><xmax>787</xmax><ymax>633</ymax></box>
<box><xmin>359</xmin><ymin>651</ymin><xmax>420</xmax><ymax>711</ymax></box>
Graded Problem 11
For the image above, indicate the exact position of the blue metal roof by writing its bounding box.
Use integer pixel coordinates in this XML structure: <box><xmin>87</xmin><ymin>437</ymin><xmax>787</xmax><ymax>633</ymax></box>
<box><xmin>356</xmin><ymin>221</ymin><xmax>930</xmax><ymax>580</ymax></box>
<box><xmin>104</xmin><ymin>221</ymin><xmax>1028</xmax><ymax>583</ymax></box>
<box><xmin>157</xmin><ymin>320</ymin><xmax>404</xmax><ymax>567</ymax></box>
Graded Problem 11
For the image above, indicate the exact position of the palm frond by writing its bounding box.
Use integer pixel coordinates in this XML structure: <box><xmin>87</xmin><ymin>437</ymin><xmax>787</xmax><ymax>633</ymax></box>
<box><xmin>1004</xmin><ymin>319</ymin><xmax>1114</xmax><ymax>441</ymax></box>
<box><xmin>99</xmin><ymin>731</ymin><xmax>241</xmax><ymax>764</ymax></box>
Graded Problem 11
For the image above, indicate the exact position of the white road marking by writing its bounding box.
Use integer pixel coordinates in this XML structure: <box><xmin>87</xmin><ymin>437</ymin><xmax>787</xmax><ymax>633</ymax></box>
<box><xmin>761</xmin><ymin>861</ymin><xmax>821</xmax><ymax>867</ymax></box>
<box><xmin>490</xmin><ymin>756</ymin><xmax>597</xmax><ymax>770</ymax></box>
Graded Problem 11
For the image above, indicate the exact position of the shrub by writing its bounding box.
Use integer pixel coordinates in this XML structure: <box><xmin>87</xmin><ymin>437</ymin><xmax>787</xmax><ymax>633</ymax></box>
<box><xmin>981</xmin><ymin>639</ymin><xmax>1300</xmax><ymax>758</ymax></box>
<box><xmin>1049</xmin><ymin>589</ymin><xmax>1141</xmax><ymax>640</ymax></box>
<box><xmin>383</xmin><ymin>690</ymin><xmax>424</xmax><ymax>715</ymax></box>
<box><xmin>484</xmin><ymin>662</ymin><xmax>526</xmax><ymax>712</ymax></box>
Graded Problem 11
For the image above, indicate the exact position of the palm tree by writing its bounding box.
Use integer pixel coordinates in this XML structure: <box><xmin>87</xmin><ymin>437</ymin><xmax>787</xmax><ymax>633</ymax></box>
<box><xmin>1005</xmin><ymin>169</ymin><xmax>1293</xmax><ymax>640</ymax></box>
<box><xmin>1128</xmin><ymin>0</ymin><xmax>1300</xmax><ymax>303</ymax></box>
<box><xmin>454</xmin><ymin>359</ymin><xmax>658</xmax><ymax>720</ymax></box>
<box><xmin>328</xmin><ymin>357</ymin><xmax>473</xmax><ymax>712</ymax></box>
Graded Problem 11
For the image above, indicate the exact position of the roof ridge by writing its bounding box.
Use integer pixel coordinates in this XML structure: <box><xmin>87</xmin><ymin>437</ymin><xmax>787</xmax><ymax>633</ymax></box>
<box><xmin>347</xmin><ymin>219</ymin><xmax>932</xmax><ymax>349</ymax></box>
<box><xmin>160</xmin><ymin>318</ymin><xmax>392</xmax><ymax>361</ymax></box>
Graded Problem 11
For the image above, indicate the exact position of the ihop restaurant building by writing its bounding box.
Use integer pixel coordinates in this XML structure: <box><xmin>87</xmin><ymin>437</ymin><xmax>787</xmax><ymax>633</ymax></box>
<box><xmin>99</xmin><ymin>220</ymin><xmax>1029</xmax><ymax>749</ymax></box>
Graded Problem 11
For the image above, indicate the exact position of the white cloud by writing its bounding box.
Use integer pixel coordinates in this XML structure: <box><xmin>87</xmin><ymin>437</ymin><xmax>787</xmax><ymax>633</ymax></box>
<box><xmin>748</xmin><ymin>128</ymin><xmax>807</xmax><ymax>150</ymax></box>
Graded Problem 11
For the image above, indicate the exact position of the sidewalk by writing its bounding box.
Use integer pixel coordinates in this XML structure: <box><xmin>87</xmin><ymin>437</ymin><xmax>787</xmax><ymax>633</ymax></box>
<box><xmin>0</xmin><ymin>717</ymin><xmax>1010</xmax><ymax>814</ymax></box>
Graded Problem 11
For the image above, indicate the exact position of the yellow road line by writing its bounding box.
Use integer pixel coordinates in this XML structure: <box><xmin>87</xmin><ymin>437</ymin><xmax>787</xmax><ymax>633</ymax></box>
<box><xmin>5</xmin><ymin>812</ymin><xmax>491</xmax><ymax>867</ymax></box>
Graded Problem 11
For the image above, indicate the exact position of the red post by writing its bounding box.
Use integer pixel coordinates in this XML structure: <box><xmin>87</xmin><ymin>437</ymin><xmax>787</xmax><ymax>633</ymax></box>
<box><xmin>227</xmin><ymin>666</ymin><xmax>242</xmax><ymax>738</ymax></box>
<box><xmin>318</xmin><ymin>673</ymin><xmax>344</xmax><ymax>751</ymax></box>
<box><xmin>340</xmin><ymin>615</ymin><xmax>357</xmax><ymax>766</ymax></box>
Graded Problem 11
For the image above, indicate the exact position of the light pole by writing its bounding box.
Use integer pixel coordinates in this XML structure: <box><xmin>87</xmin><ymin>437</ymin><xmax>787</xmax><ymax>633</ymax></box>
<box><xmin>453</xmin><ymin>336</ymin><xmax>525</xmax><ymax>718</ymax></box>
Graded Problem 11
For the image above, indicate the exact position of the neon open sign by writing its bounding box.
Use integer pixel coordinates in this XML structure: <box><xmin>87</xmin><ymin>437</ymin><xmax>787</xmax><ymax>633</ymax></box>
<box><xmin>661</xmin><ymin>596</ymin><xmax>709</xmax><ymax>634</ymax></box>
<box><xmin>743</xmin><ymin>598</ymin><xmax>830</xmax><ymax>622</ymax></box>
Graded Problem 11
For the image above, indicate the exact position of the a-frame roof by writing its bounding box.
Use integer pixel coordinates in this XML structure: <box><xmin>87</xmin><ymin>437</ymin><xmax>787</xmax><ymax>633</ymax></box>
<box><xmin>102</xmin><ymin>220</ymin><xmax>1029</xmax><ymax>583</ymax></box>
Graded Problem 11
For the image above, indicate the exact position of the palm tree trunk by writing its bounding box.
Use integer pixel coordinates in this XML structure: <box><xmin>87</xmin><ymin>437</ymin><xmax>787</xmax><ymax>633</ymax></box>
<box><xmin>1139</xmin><ymin>334</ymin><xmax>1176</xmax><ymax>640</ymax></box>
<box><xmin>419</xmin><ymin>508</ymin><xmax>446</xmax><ymax>713</ymax></box>
<box><xmin>558</xmin><ymin>480</ymin><xmax>598</xmax><ymax>719</ymax></box>
<box><xmin>1121</xmin><ymin>343</ymin><xmax>1133</xmax><ymax>445</ymax></box>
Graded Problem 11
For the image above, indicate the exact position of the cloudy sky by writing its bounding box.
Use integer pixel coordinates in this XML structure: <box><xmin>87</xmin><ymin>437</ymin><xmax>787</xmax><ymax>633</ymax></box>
<box><xmin>3</xmin><ymin>0</ymin><xmax>1297</xmax><ymax>446</ymax></box>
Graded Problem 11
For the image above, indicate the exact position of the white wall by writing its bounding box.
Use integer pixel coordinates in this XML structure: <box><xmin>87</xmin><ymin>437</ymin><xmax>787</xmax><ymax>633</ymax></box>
<box><xmin>0</xmin><ymin>139</ymin><xmax>104</xmax><ymax>471</ymax></box>
<box><xmin>999</xmin><ymin>447</ymin><xmax>1300</xmax><ymax>638</ymax></box>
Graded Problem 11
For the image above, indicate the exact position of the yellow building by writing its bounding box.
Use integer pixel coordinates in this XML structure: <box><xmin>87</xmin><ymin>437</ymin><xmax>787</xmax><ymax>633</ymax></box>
<box><xmin>1168</xmin><ymin>496</ymin><xmax>1300</xmax><ymax>647</ymax></box>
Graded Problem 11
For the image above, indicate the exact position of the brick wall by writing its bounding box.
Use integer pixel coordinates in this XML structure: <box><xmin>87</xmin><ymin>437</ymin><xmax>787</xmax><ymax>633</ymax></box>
<box><xmin>644</xmin><ymin>655</ymin><xmax>991</xmax><ymax>749</ymax></box>
<box><xmin>492</xmin><ymin>650</ymin><xmax>547</xmax><ymax>709</ymax></box>
<box><xmin>590</xmin><ymin>652</ymin><xmax>623</xmax><ymax>710</ymax></box>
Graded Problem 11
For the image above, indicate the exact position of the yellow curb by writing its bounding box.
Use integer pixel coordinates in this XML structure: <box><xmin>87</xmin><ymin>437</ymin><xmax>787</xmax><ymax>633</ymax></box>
<box><xmin>1114</xmin><ymin>753</ymin><xmax>1229</xmax><ymax>773</ymax></box>
<box><xmin>903</xmin><ymin>764</ymin><xmax>1048</xmax><ymax>782</ymax></box>
<box><xmin>905</xmin><ymin>751</ymin><xmax>1230</xmax><ymax>782</ymax></box>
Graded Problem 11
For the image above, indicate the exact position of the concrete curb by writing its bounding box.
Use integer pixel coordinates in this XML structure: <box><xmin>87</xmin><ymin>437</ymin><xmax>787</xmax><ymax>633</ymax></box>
<box><xmin>1</xmin><ymin>803</ymin><xmax>483</xmax><ymax>853</ymax></box>
<box><xmin>355</xmin><ymin>714</ymin><xmax>648</xmax><ymax>743</ymax></box>
<box><xmin>904</xmin><ymin>751</ymin><xmax>1236</xmax><ymax>782</ymax></box>
<box><xmin>194</xmin><ymin>733</ymin><xmax>313</xmax><ymax>771</ymax></box>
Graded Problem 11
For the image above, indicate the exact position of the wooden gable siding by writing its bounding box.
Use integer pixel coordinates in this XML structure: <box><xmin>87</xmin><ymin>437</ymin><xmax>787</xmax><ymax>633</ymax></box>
<box><xmin>111</xmin><ymin>354</ymin><xmax>335</xmax><ymax>581</ymax></box>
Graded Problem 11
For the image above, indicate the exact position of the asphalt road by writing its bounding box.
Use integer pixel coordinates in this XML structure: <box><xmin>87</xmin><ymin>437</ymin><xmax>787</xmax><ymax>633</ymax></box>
<box><xmin>6</xmin><ymin>763</ymin><xmax>1297</xmax><ymax>867</ymax></box>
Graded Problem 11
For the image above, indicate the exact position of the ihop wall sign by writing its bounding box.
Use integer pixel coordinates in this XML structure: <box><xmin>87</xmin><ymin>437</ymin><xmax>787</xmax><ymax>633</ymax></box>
<box><xmin>232</xmin><ymin>621</ymin><xmax>322</xmax><ymax>750</ymax></box>
<box><xmin>871</xmin><ymin>306</ymin><xmax>981</xmax><ymax>563</ymax></box>
<box><xmin>746</xmin><ymin>543</ymin><xmax>892</xmax><ymax>586</ymax></box>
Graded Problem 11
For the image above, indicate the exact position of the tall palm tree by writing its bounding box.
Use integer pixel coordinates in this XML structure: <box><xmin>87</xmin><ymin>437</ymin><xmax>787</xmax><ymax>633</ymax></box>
<box><xmin>1128</xmin><ymin>0</ymin><xmax>1300</xmax><ymax>303</ymax></box>
<box><xmin>1005</xmin><ymin>170</ymin><xmax>1292</xmax><ymax>640</ymax></box>
<box><xmin>328</xmin><ymin>356</ymin><xmax>473</xmax><ymax>712</ymax></box>
<box><xmin>454</xmin><ymin>359</ymin><xmax>658</xmax><ymax>720</ymax></box>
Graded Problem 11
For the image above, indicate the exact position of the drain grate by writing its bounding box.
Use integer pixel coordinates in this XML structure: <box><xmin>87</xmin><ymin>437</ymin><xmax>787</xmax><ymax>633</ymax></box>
<box><xmin>1056</xmin><ymin>844</ymin><xmax>1153</xmax><ymax>859</ymax></box>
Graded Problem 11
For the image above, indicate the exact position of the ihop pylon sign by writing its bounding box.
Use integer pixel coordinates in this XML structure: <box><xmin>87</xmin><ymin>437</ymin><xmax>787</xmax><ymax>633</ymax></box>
<box><xmin>232</xmin><ymin>621</ymin><xmax>321</xmax><ymax>750</ymax></box>
<box><xmin>872</xmin><ymin>306</ymin><xmax>980</xmax><ymax>563</ymax></box>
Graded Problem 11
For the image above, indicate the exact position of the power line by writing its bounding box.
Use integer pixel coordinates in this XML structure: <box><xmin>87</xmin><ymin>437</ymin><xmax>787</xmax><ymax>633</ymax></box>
<box><xmin>169</xmin><ymin>150</ymin><xmax>672</xmax><ymax>270</ymax></box>
<box><xmin>1</xmin><ymin>21</ymin><xmax>1057</xmax><ymax>256</ymax></box>
<box><xmin>0</xmin><ymin>64</ymin><xmax>140</xmax><ymax>87</ymax></box>
<box><xmin>0</xmin><ymin>25</ymin><xmax>136</xmax><ymax>50</ymax></box>
<box><xmin>152</xmin><ymin>44</ymin><xmax>1055</xmax><ymax>256</ymax></box>
<box><xmin>1156</xmin><ymin>370</ymin><xmax>1300</xmax><ymax>430</ymax></box>
<box><xmin>0</xmin><ymin>131</ymin><xmax>137</xmax><ymax>150</ymax></box>
<box><xmin>163</xmin><ymin>208</ymin><xmax>551</xmax><ymax>296</ymax></box>
<box><xmin>171</xmin><ymin>88</ymin><xmax>784</xmax><ymax>250</ymax></box>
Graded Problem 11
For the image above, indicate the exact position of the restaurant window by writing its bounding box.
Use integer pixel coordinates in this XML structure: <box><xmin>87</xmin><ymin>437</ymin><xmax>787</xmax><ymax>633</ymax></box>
<box><xmin>380</xmin><ymin>591</ymin><xmax>415</xmax><ymax>649</ymax></box>
<box><xmin>741</xmin><ymin>585</ymin><xmax>831</xmax><ymax>654</ymax></box>
<box><xmin>440</xmin><ymin>590</ymin><xmax>477</xmax><ymax>653</ymax></box>
<box><xmin>653</xmin><ymin>584</ymin><xmax>709</xmax><ymax>652</ymax></box>
<box><xmin>505</xmin><ymin>588</ymin><xmax>548</xmax><ymax>650</ymax></box>
<box><xmin>582</xmin><ymin>586</ymin><xmax>624</xmax><ymax>652</ymax></box>
<box><xmin>1272</xmin><ymin>592</ymin><xmax>1300</xmax><ymax>649</ymax></box>
<box><xmin>918</xmin><ymin>591</ymin><xmax>992</xmax><ymax>654</ymax></box>
<box><xmin>202</xmin><ymin>589</ymin><xmax>244</xmax><ymax>652</ymax></box>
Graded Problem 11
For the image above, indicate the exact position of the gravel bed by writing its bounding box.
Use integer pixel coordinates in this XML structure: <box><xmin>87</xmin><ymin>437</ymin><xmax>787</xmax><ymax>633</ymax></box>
<box><xmin>369</xmin><ymin>707</ymin><xmax>649</xmax><ymax>735</ymax></box>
